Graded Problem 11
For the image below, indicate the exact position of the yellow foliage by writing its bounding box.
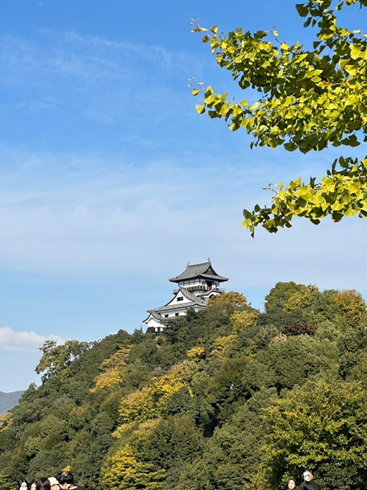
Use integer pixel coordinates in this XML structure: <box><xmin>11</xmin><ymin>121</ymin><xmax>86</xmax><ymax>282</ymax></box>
<box><xmin>210</xmin><ymin>335</ymin><xmax>237</xmax><ymax>359</ymax></box>
<box><xmin>187</xmin><ymin>346</ymin><xmax>205</xmax><ymax>360</ymax></box>
<box><xmin>90</xmin><ymin>369</ymin><xmax>123</xmax><ymax>393</ymax></box>
<box><xmin>193</xmin><ymin>10</ymin><xmax>367</xmax><ymax>234</ymax></box>
<box><xmin>113</xmin><ymin>419</ymin><xmax>162</xmax><ymax>440</ymax></box>
<box><xmin>0</xmin><ymin>413</ymin><xmax>12</xmax><ymax>432</ymax></box>
<box><xmin>113</xmin><ymin>421</ymin><xmax>136</xmax><ymax>439</ymax></box>
<box><xmin>137</xmin><ymin>418</ymin><xmax>162</xmax><ymax>433</ymax></box>
<box><xmin>270</xmin><ymin>333</ymin><xmax>288</xmax><ymax>344</ymax></box>
<box><xmin>101</xmin><ymin>445</ymin><xmax>165</xmax><ymax>490</ymax></box>
<box><xmin>118</xmin><ymin>361</ymin><xmax>199</xmax><ymax>425</ymax></box>
<box><xmin>118</xmin><ymin>378</ymin><xmax>185</xmax><ymax>424</ymax></box>
<box><xmin>90</xmin><ymin>347</ymin><xmax>131</xmax><ymax>393</ymax></box>
<box><xmin>118</xmin><ymin>391</ymin><xmax>150</xmax><ymax>424</ymax></box>
<box><xmin>101</xmin><ymin>348</ymin><xmax>130</xmax><ymax>370</ymax></box>
<box><xmin>207</xmin><ymin>291</ymin><xmax>248</xmax><ymax>311</ymax></box>
<box><xmin>246</xmin><ymin>470</ymin><xmax>271</xmax><ymax>490</ymax></box>
<box><xmin>332</xmin><ymin>289</ymin><xmax>367</xmax><ymax>328</ymax></box>
<box><xmin>283</xmin><ymin>284</ymin><xmax>319</xmax><ymax>311</ymax></box>
<box><xmin>168</xmin><ymin>359</ymin><xmax>200</xmax><ymax>381</ymax></box>
<box><xmin>231</xmin><ymin>309</ymin><xmax>259</xmax><ymax>333</ymax></box>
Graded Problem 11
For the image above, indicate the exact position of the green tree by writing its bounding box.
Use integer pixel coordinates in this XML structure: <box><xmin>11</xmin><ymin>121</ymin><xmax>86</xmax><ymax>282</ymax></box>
<box><xmin>207</xmin><ymin>291</ymin><xmax>248</xmax><ymax>312</ymax></box>
<box><xmin>36</xmin><ymin>340</ymin><xmax>91</xmax><ymax>381</ymax></box>
<box><xmin>264</xmin><ymin>379</ymin><xmax>367</xmax><ymax>489</ymax></box>
<box><xmin>133</xmin><ymin>416</ymin><xmax>204</xmax><ymax>473</ymax></box>
<box><xmin>265</xmin><ymin>282</ymin><xmax>312</xmax><ymax>313</ymax></box>
<box><xmin>256</xmin><ymin>335</ymin><xmax>339</xmax><ymax>391</ymax></box>
<box><xmin>192</xmin><ymin>0</ymin><xmax>367</xmax><ymax>235</ymax></box>
<box><xmin>2</xmin><ymin>289</ymin><xmax>365</xmax><ymax>490</ymax></box>
<box><xmin>175</xmin><ymin>389</ymin><xmax>276</xmax><ymax>490</ymax></box>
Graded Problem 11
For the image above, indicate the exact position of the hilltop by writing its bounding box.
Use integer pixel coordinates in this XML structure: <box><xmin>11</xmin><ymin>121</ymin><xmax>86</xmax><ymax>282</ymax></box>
<box><xmin>0</xmin><ymin>283</ymin><xmax>366</xmax><ymax>490</ymax></box>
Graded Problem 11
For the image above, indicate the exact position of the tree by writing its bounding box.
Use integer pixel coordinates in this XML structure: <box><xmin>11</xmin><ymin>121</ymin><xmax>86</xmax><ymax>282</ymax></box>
<box><xmin>207</xmin><ymin>291</ymin><xmax>248</xmax><ymax>312</ymax></box>
<box><xmin>264</xmin><ymin>379</ymin><xmax>367</xmax><ymax>489</ymax></box>
<box><xmin>36</xmin><ymin>340</ymin><xmax>90</xmax><ymax>381</ymax></box>
<box><xmin>230</xmin><ymin>309</ymin><xmax>259</xmax><ymax>333</ymax></box>
<box><xmin>191</xmin><ymin>0</ymin><xmax>367</xmax><ymax>235</ymax></box>
<box><xmin>117</xmin><ymin>361</ymin><xmax>199</xmax><ymax>425</ymax></box>
<box><xmin>265</xmin><ymin>282</ymin><xmax>310</xmax><ymax>313</ymax></box>
<box><xmin>100</xmin><ymin>445</ymin><xmax>165</xmax><ymax>490</ymax></box>
<box><xmin>132</xmin><ymin>416</ymin><xmax>204</xmax><ymax>472</ymax></box>
<box><xmin>331</xmin><ymin>289</ymin><xmax>367</xmax><ymax>329</ymax></box>
<box><xmin>90</xmin><ymin>348</ymin><xmax>130</xmax><ymax>393</ymax></box>
<box><xmin>175</xmin><ymin>389</ymin><xmax>276</xmax><ymax>490</ymax></box>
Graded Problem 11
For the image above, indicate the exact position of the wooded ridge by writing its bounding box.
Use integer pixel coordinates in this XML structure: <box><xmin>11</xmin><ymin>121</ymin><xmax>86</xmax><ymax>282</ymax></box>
<box><xmin>0</xmin><ymin>284</ymin><xmax>366</xmax><ymax>490</ymax></box>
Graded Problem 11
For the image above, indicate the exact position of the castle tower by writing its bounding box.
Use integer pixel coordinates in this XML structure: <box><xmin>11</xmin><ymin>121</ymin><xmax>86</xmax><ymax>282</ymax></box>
<box><xmin>144</xmin><ymin>260</ymin><xmax>228</xmax><ymax>333</ymax></box>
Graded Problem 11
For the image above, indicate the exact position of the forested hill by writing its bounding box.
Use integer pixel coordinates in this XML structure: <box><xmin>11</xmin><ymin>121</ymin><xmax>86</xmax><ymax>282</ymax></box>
<box><xmin>1</xmin><ymin>283</ymin><xmax>367</xmax><ymax>490</ymax></box>
<box><xmin>0</xmin><ymin>391</ymin><xmax>24</xmax><ymax>415</ymax></box>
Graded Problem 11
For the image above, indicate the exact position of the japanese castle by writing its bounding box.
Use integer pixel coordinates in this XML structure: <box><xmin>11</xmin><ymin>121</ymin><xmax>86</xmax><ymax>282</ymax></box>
<box><xmin>144</xmin><ymin>260</ymin><xmax>228</xmax><ymax>333</ymax></box>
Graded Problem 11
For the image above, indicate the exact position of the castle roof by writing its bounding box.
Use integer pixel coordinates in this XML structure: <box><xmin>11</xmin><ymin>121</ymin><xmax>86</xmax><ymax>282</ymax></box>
<box><xmin>143</xmin><ymin>287</ymin><xmax>207</xmax><ymax>324</ymax></box>
<box><xmin>147</xmin><ymin>287</ymin><xmax>207</xmax><ymax>314</ymax></box>
<box><xmin>169</xmin><ymin>260</ymin><xmax>228</xmax><ymax>283</ymax></box>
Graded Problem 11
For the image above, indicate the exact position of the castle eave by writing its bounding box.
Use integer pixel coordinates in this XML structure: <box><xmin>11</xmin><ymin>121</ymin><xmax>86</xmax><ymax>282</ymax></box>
<box><xmin>169</xmin><ymin>261</ymin><xmax>227</xmax><ymax>283</ymax></box>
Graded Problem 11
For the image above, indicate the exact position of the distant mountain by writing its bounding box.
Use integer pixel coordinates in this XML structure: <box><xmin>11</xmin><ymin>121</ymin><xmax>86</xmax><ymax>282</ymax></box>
<box><xmin>0</xmin><ymin>391</ymin><xmax>24</xmax><ymax>415</ymax></box>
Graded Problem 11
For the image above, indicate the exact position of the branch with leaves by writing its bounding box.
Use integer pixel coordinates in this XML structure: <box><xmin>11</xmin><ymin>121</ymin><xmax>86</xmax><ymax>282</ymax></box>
<box><xmin>191</xmin><ymin>1</ymin><xmax>367</xmax><ymax>235</ymax></box>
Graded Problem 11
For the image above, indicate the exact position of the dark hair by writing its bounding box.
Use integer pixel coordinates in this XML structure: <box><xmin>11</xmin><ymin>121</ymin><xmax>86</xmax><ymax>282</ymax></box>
<box><xmin>17</xmin><ymin>480</ymin><xmax>29</xmax><ymax>490</ymax></box>
<box><xmin>35</xmin><ymin>478</ymin><xmax>51</xmax><ymax>490</ymax></box>
<box><xmin>305</xmin><ymin>469</ymin><xmax>314</xmax><ymax>475</ymax></box>
<box><xmin>287</xmin><ymin>478</ymin><xmax>297</xmax><ymax>488</ymax></box>
<box><xmin>57</xmin><ymin>471</ymin><xmax>75</xmax><ymax>485</ymax></box>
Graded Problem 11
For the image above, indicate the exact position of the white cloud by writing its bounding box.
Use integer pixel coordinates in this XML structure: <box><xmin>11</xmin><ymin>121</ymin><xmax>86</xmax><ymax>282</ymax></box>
<box><xmin>50</xmin><ymin>30</ymin><xmax>200</xmax><ymax>75</ymax></box>
<box><xmin>0</xmin><ymin>326</ymin><xmax>66</xmax><ymax>352</ymax></box>
<box><xmin>0</xmin><ymin>148</ymin><xmax>247</xmax><ymax>272</ymax></box>
<box><xmin>0</xmin><ymin>145</ymin><xmax>365</xmax><ymax>303</ymax></box>
<box><xmin>0</xmin><ymin>29</ymin><xmax>366</xmax><ymax>303</ymax></box>
<box><xmin>0</xmin><ymin>30</ymin><xmax>206</xmax><ymax>124</ymax></box>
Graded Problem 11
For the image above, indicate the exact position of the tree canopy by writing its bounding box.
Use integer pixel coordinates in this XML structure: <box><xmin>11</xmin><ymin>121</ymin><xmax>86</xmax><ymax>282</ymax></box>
<box><xmin>191</xmin><ymin>0</ymin><xmax>367</xmax><ymax>235</ymax></box>
<box><xmin>264</xmin><ymin>379</ymin><xmax>367</xmax><ymax>490</ymax></box>
<box><xmin>1</xmin><ymin>282</ymin><xmax>367</xmax><ymax>489</ymax></box>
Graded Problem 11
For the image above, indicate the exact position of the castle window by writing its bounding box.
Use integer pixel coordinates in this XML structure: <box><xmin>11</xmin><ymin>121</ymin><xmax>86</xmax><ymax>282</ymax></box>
<box><xmin>177</xmin><ymin>297</ymin><xmax>183</xmax><ymax>301</ymax></box>
<box><xmin>175</xmin><ymin>313</ymin><xmax>179</xmax><ymax>316</ymax></box>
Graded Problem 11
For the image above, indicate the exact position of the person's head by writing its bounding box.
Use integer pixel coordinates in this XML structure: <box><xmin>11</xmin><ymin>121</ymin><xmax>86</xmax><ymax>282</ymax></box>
<box><xmin>17</xmin><ymin>480</ymin><xmax>29</xmax><ymax>490</ymax></box>
<box><xmin>48</xmin><ymin>477</ymin><xmax>59</xmax><ymax>490</ymax></box>
<box><xmin>35</xmin><ymin>478</ymin><xmax>51</xmax><ymax>490</ymax></box>
<box><xmin>303</xmin><ymin>470</ymin><xmax>314</xmax><ymax>482</ymax></box>
<box><xmin>56</xmin><ymin>471</ymin><xmax>74</xmax><ymax>489</ymax></box>
<box><xmin>30</xmin><ymin>483</ymin><xmax>37</xmax><ymax>490</ymax></box>
<box><xmin>287</xmin><ymin>478</ymin><xmax>297</xmax><ymax>489</ymax></box>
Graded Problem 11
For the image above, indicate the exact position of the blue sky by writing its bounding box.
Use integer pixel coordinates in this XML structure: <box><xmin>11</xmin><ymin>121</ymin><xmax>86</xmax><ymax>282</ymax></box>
<box><xmin>1</xmin><ymin>0</ymin><xmax>366</xmax><ymax>392</ymax></box>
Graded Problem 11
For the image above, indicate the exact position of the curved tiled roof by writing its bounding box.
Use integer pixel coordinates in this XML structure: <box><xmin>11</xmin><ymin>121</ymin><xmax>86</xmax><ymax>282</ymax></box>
<box><xmin>142</xmin><ymin>310</ymin><xmax>163</xmax><ymax>323</ymax></box>
<box><xmin>169</xmin><ymin>261</ymin><xmax>228</xmax><ymax>283</ymax></box>
<box><xmin>180</xmin><ymin>287</ymin><xmax>207</xmax><ymax>305</ymax></box>
<box><xmin>147</xmin><ymin>287</ymin><xmax>207</xmax><ymax>314</ymax></box>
